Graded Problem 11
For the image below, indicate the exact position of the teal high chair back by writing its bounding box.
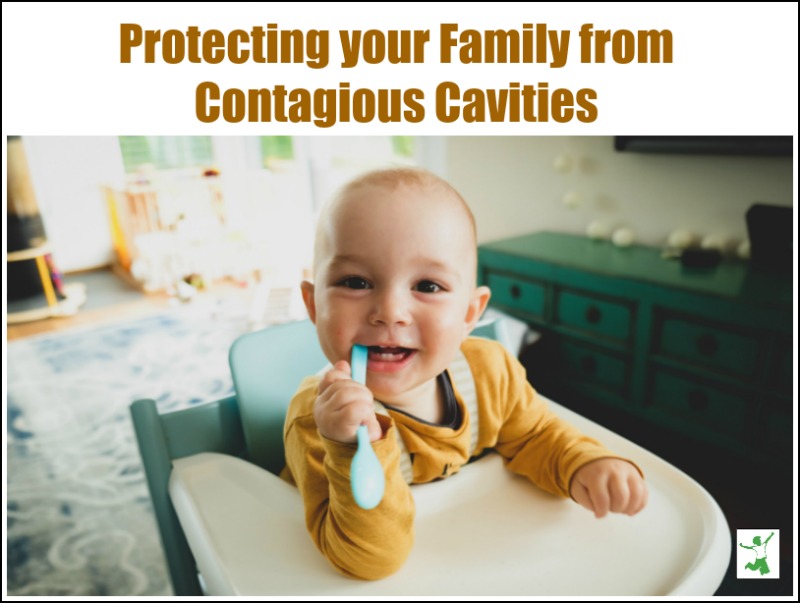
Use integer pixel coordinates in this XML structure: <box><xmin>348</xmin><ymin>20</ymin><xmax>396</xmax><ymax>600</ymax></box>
<box><xmin>130</xmin><ymin>318</ymin><xmax>509</xmax><ymax>595</ymax></box>
<box><xmin>131</xmin><ymin>319</ymin><xmax>327</xmax><ymax>594</ymax></box>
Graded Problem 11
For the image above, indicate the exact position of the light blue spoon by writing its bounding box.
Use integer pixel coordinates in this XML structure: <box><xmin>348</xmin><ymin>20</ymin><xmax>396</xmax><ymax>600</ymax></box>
<box><xmin>350</xmin><ymin>344</ymin><xmax>385</xmax><ymax>510</ymax></box>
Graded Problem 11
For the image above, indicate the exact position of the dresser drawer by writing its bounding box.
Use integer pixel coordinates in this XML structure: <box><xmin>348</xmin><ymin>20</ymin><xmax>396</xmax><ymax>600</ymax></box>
<box><xmin>649</xmin><ymin>369</ymin><xmax>748</xmax><ymax>439</ymax></box>
<box><xmin>555</xmin><ymin>289</ymin><xmax>632</xmax><ymax>342</ymax></box>
<box><xmin>656</xmin><ymin>315</ymin><xmax>759</xmax><ymax>377</ymax></box>
<box><xmin>768</xmin><ymin>338</ymin><xmax>792</xmax><ymax>394</ymax></box>
<box><xmin>758</xmin><ymin>398</ymin><xmax>792</xmax><ymax>458</ymax></box>
<box><xmin>553</xmin><ymin>339</ymin><xmax>629</xmax><ymax>395</ymax></box>
<box><xmin>486</xmin><ymin>272</ymin><xmax>546</xmax><ymax>319</ymax></box>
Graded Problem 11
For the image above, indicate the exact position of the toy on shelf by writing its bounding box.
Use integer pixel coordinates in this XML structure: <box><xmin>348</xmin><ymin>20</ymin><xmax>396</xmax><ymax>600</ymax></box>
<box><xmin>103</xmin><ymin>170</ymin><xmax>252</xmax><ymax>294</ymax></box>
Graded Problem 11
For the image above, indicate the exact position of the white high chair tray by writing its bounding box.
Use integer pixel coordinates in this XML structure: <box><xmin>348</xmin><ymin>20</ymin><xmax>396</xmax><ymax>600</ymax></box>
<box><xmin>169</xmin><ymin>396</ymin><xmax>730</xmax><ymax>596</ymax></box>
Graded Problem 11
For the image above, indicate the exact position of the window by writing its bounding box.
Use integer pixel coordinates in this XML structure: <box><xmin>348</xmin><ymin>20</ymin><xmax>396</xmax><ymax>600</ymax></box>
<box><xmin>259</xmin><ymin>136</ymin><xmax>295</xmax><ymax>168</ymax></box>
<box><xmin>119</xmin><ymin>136</ymin><xmax>214</xmax><ymax>173</ymax></box>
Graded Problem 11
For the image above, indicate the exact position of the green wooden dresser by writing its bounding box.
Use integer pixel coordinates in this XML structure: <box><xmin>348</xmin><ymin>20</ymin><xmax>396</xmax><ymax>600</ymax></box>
<box><xmin>478</xmin><ymin>231</ymin><xmax>793</xmax><ymax>464</ymax></box>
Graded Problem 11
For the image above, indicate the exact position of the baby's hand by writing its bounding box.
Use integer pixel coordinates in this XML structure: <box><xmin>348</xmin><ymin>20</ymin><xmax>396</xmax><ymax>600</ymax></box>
<box><xmin>314</xmin><ymin>360</ymin><xmax>382</xmax><ymax>444</ymax></box>
<box><xmin>570</xmin><ymin>458</ymin><xmax>648</xmax><ymax>518</ymax></box>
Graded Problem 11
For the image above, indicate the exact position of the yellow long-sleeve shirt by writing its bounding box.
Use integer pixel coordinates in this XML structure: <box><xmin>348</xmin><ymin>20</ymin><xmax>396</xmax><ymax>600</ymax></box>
<box><xmin>281</xmin><ymin>337</ymin><xmax>630</xmax><ymax>580</ymax></box>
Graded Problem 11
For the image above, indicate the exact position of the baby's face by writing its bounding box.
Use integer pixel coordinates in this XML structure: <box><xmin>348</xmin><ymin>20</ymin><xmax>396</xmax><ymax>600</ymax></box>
<box><xmin>304</xmin><ymin>183</ymin><xmax>487</xmax><ymax>406</ymax></box>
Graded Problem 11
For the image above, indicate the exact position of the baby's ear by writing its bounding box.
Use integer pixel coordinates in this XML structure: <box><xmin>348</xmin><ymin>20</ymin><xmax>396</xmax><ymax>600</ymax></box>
<box><xmin>300</xmin><ymin>280</ymin><xmax>317</xmax><ymax>323</ymax></box>
<box><xmin>464</xmin><ymin>285</ymin><xmax>491</xmax><ymax>336</ymax></box>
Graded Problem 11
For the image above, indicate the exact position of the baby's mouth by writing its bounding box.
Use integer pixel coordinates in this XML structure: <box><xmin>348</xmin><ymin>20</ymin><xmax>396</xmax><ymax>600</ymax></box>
<box><xmin>367</xmin><ymin>346</ymin><xmax>415</xmax><ymax>362</ymax></box>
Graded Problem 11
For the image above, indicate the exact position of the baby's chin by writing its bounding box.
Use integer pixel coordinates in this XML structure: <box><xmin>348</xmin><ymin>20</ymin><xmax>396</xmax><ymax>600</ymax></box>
<box><xmin>366</xmin><ymin>375</ymin><xmax>439</xmax><ymax>406</ymax></box>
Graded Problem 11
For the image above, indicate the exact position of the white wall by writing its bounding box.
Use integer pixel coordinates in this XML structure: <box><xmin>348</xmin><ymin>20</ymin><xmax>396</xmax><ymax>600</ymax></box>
<box><xmin>23</xmin><ymin>137</ymin><xmax>123</xmax><ymax>272</ymax></box>
<box><xmin>444</xmin><ymin>137</ymin><xmax>793</xmax><ymax>252</ymax></box>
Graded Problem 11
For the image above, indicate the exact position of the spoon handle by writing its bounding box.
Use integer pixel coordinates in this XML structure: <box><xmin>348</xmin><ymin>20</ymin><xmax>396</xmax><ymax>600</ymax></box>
<box><xmin>350</xmin><ymin>345</ymin><xmax>385</xmax><ymax>509</ymax></box>
<box><xmin>351</xmin><ymin>344</ymin><xmax>368</xmax><ymax>386</ymax></box>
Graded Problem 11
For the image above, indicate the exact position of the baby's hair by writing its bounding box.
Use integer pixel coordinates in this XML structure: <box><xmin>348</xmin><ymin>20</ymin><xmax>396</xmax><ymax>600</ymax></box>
<box><xmin>333</xmin><ymin>167</ymin><xmax>477</xmax><ymax>240</ymax></box>
<box><xmin>312</xmin><ymin>167</ymin><xmax>478</xmax><ymax>278</ymax></box>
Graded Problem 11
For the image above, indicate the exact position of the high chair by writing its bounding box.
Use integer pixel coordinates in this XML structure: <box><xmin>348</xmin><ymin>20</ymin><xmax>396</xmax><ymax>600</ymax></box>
<box><xmin>130</xmin><ymin>318</ymin><xmax>731</xmax><ymax>596</ymax></box>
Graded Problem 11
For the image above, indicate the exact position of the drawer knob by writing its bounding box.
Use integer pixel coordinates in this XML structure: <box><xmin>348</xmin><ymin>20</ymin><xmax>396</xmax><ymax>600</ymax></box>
<box><xmin>585</xmin><ymin>305</ymin><xmax>602</xmax><ymax>324</ymax></box>
<box><xmin>687</xmin><ymin>389</ymin><xmax>710</xmax><ymax>412</ymax></box>
<box><xmin>510</xmin><ymin>284</ymin><xmax>521</xmax><ymax>299</ymax></box>
<box><xmin>580</xmin><ymin>355</ymin><xmax>597</xmax><ymax>375</ymax></box>
<box><xmin>695</xmin><ymin>333</ymin><xmax>718</xmax><ymax>357</ymax></box>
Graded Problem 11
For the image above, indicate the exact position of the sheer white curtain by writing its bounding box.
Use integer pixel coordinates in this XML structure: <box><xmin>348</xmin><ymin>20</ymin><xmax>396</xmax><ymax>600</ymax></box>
<box><xmin>21</xmin><ymin>136</ymin><xmax>443</xmax><ymax>282</ymax></box>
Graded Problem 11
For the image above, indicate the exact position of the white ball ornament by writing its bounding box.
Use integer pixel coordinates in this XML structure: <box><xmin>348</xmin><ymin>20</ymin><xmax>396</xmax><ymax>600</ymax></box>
<box><xmin>737</xmin><ymin>239</ymin><xmax>751</xmax><ymax>260</ymax></box>
<box><xmin>612</xmin><ymin>228</ymin><xmax>635</xmax><ymax>247</ymax></box>
<box><xmin>553</xmin><ymin>153</ymin><xmax>574</xmax><ymax>173</ymax></box>
<box><xmin>562</xmin><ymin>191</ymin><xmax>582</xmax><ymax>209</ymax></box>
<box><xmin>701</xmin><ymin>234</ymin><xmax>726</xmax><ymax>252</ymax></box>
<box><xmin>586</xmin><ymin>221</ymin><xmax>611</xmax><ymax>240</ymax></box>
<box><xmin>667</xmin><ymin>229</ymin><xmax>693</xmax><ymax>249</ymax></box>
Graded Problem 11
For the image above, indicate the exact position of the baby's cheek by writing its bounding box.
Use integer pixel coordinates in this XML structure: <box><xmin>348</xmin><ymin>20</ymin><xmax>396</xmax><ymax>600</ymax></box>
<box><xmin>429</xmin><ymin>311</ymin><xmax>465</xmax><ymax>332</ymax></box>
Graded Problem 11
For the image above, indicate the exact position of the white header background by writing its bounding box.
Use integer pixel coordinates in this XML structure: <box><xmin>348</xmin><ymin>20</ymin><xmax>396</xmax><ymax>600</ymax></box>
<box><xmin>2</xmin><ymin>2</ymin><xmax>798</xmax><ymax>135</ymax></box>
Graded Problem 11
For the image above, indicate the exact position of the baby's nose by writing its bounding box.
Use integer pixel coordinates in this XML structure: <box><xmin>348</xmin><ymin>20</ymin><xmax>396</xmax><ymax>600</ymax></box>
<box><xmin>369</xmin><ymin>289</ymin><xmax>412</xmax><ymax>326</ymax></box>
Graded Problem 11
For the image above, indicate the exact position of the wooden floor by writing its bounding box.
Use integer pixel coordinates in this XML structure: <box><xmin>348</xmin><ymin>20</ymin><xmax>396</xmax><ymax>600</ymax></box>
<box><xmin>8</xmin><ymin>296</ymin><xmax>164</xmax><ymax>340</ymax></box>
<box><xmin>6</xmin><ymin>268</ymin><xmax>254</xmax><ymax>341</ymax></box>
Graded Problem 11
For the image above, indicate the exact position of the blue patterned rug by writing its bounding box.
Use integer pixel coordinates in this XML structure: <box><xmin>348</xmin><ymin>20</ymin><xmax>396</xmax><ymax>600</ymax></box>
<box><xmin>6</xmin><ymin>303</ymin><xmax>254</xmax><ymax>596</ymax></box>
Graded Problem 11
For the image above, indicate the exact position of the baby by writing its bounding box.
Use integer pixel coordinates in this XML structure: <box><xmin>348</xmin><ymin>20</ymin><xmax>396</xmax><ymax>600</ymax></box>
<box><xmin>281</xmin><ymin>168</ymin><xmax>647</xmax><ymax>580</ymax></box>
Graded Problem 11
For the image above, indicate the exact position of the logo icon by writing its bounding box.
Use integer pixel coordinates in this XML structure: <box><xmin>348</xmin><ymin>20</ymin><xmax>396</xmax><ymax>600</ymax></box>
<box><xmin>737</xmin><ymin>530</ymin><xmax>779</xmax><ymax>579</ymax></box>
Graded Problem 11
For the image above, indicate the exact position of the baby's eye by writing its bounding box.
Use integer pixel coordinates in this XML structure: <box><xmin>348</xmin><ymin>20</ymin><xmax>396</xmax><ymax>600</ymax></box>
<box><xmin>415</xmin><ymin>280</ymin><xmax>442</xmax><ymax>293</ymax></box>
<box><xmin>338</xmin><ymin>276</ymin><xmax>371</xmax><ymax>290</ymax></box>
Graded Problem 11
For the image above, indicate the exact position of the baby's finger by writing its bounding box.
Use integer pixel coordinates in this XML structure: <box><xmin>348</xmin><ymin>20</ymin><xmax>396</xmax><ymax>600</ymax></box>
<box><xmin>607</xmin><ymin>472</ymin><xmax>631</xmax><ymax>514</ymax></box>
<box><xmin>588</xmin><ymin>479</ymin><xmax>610</xmax><ymax>518</ymax></box>
<box><xmin>626</xmin><ymin>475</ymin><xmax>649</xmax><ymax>515</ymax></box>
<box><xmin>364</xmin><ymin>413</ymin><xmax>383</xmax><ymax>443</ymax></box>
<box><xmin>318</xmin><ymin>360</ymin><xmax>352</xmax><ymax>393</ymax></box>
<box><xmin>314</xmin><ymin>389</ymin><xmax>375</xmax><ymax>443</ymax></box>
<box><xmin>571</xmin><ymin>483</ymin><xmax>596</xmax><ymax>515</ymax></box>
<box><xmin>322</xmin><ymin>380</ymin><xmax>371</xmax><ymax>413</ymax></box>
